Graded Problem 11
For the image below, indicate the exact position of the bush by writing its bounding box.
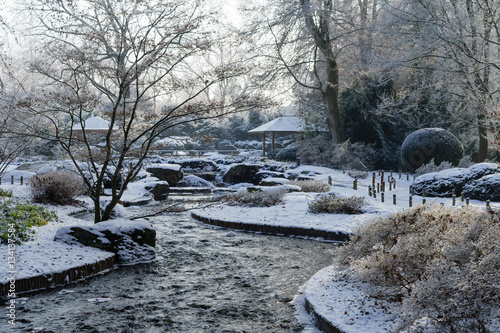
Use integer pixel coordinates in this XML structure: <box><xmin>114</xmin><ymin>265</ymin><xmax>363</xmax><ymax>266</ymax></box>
<box><xmin>0</xmin><ymin>188</ymin><xmax>13</xmax><ymax>197</ymax></box>
<box><xmin>30</xmin><ymin>170</ymin><xmax>86</xmax><ymax>205</ymax></box>
<box><xmin>292</xmin><ymin>180</ymin><xmax>331</xmax><ymax>193</ymax></box>
<box><xmin>275</xmin><ymin>146</ymin><xmax>298</xmax><ymax>162</ymax></box>
<box><xmin>225</xmin><ymin>188</ymin><xmax>286</xmax><ymax>207</ymax></box>
<box><xmin>334</xmin><ymin>205</ymin><xmax>500</xmax><ymax>332</ymax></box>
<box><xmin>414</xmin><ymin>158</ymin><xmax>453</xmax><ymax>176</ymax></box>
<box><xmin>0</xmin><ymin>200</ymin><xmax>58</xmax><ymax>244</ymax></box>
<box><xmin>308</xmin><ymin>194</ymin><xmax>365</xmax><ymax>214</ymax></box>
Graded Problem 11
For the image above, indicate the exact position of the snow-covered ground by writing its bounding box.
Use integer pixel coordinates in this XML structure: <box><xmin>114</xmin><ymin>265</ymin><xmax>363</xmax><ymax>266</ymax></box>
<box><xmin>1</xmin><ymin>160</ymin><xmax>499</xmax><ymax>332</ymax></box>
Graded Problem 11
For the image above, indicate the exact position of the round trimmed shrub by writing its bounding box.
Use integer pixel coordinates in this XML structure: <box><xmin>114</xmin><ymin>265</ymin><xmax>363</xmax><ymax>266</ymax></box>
<box><xmin>400</xmin><ymin>128</ymin><xmax>464</xmax><ymax>172</ymax></box>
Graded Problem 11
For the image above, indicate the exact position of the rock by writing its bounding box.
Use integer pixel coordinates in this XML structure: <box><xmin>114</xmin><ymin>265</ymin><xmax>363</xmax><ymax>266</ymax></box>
<box><xmin>412</xmin><ymin>163</ymin><xmax>500</xmax><ymax>197</ymax></box>
<box><xmin>463</xmin><ymin>174</ymin><xmax>500</xmax><ymax>201</ymax></box>
<box><xmin>259</xmin><ymin>177</ymin><xmax>291</xmax><ymax>186</ymax></box>
<box><xmin>54</xmin><ymin>219</ymin><xmax>156</xmax><ymax>264</ymax></box>
<box><xmin>177</xmin><ymin>175</ymin><xmax>215</xmax><ymax>188</ymax></box>
<box><xmin>175</xmin><ymin>159</ymin><xmax>219</xmax><ymax>172</ymax></box>
<box><xmin>222</xmin><ymin>164</ymin><xmax>260</xmax><ymax>185</ymax></box>
<box><xmin>400</xmin><ymin>128</ymin><xmax>464</xmax><ymax>172</ymax></box>
<box><xmin>255</xmin><ymin>171</ymin><xmax>286</xmax><ymax>184</ymax></box>
<box><xmin>146</xmin><ymin>164</ymin><xmax>183</xmax><ymax>186</ymax></box>
<box><xmin>144</xmin><ymin>181</ymin><xmax>170</xmax><ymax>201</ymax></box>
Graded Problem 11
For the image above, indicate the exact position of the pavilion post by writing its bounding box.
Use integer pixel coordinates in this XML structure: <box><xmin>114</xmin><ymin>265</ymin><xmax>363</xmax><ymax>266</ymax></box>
<box><xmin>271</xmin><ymin>132</ymin><xmax>275</xmax><ymax>151</ymax></box>
<box><xmin>262</xmin><ymin>133</ymin><xmax>266</xmax><ymax>156</ymax></box>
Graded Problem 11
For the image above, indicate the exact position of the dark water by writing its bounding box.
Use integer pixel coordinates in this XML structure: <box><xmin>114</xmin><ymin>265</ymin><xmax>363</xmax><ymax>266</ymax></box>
<box><xmin>4</xmin><ymin>213</ymin><xmax>336</xmax><ymax>332</ymax></box>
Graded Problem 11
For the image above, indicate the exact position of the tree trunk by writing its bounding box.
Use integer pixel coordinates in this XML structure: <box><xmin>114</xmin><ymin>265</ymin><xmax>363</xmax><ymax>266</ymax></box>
<box><xmin>324</xmin><ymin>58</ymin><xmax>344</xmax><ymax>143</ymax></box>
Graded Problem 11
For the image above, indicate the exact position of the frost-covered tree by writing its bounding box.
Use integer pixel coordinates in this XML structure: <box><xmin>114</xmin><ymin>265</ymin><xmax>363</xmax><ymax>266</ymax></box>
<box><xmin>245</xmin><ymin>0</ymin><xmax>383</xmax><ymax>143</ymax></box>
<box><xmin>7</xmin><ymin>0</ymin><xmax>265</xmax><ymax>222</ymax></box>
<box><xmin>384</xmin><ymin>0</ymin><xmax>500</xmax><ymax>161</ymax></box>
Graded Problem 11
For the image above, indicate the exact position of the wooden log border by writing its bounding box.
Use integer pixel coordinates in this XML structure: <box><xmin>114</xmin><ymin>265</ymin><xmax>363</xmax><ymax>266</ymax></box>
<box><xmin>0</xmin><ymin>255</ymin><xmax>116</xmax><ymax>298</ymax></box>
<box><xmin>304</xmin><ymin>296</ymin><xmax>345</xmax><ymax>333</ymax></box>
<box><xmin>191</xmin><ymin>212</ymin><xmax>351</xmax><ymax>242</ymax></box>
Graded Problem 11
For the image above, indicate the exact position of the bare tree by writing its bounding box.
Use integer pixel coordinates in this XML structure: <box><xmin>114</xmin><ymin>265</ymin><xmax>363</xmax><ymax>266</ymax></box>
<box><xmin>384</xmin><ymin>0</ymin><xmax>500</xmax><ymax>161</ymax></box>
<box><xmin>8</xmin><ymin>0</ymin><xmax>266</xmax><ymax>222</ymax></box>
<box><xmin>245</xmin><ymin>0</ymin><xmax>382</xmax><ymax>143</ymax></box>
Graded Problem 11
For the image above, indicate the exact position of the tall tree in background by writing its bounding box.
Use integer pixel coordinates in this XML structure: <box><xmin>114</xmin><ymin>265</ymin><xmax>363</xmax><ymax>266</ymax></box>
<box><xmin>246</xmin><ymin>0</ymin><xmax>381</xmax><ymax>143</ymax></box>
<box><xmin>385</xmin><ymin>0</ymin><xmax>500</xmax><ymax>161</ymax></box>
<box><xmin>7</xmin><ymin>0</ymin><xmax>265</xmax><ymax>222</ymax></box>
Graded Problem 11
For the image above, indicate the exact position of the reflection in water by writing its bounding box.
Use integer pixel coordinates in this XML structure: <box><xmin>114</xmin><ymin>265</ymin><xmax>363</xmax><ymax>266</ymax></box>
<box><xmin>5</xmin><ymin>213</ymin><xmax>337</xmax><ymax>332</ymax></box>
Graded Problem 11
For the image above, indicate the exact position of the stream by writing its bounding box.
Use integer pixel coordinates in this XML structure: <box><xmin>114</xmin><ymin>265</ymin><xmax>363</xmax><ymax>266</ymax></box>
<box><xmin>7</xmin><ymin>213</ymin><xmax>338</xmax><ymax>332</ymax></box>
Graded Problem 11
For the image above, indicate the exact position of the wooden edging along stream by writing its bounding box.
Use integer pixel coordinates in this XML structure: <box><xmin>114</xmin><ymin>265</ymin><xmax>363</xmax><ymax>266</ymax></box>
<box><xmin>0</xmin><ymin>255</ymin><xmax>116</xmax><ymax>298</ymax></box>
<box><xmin>190</xmin><ymin>212</ymin><xmax>351</xmax><ymax>242</ymax></box>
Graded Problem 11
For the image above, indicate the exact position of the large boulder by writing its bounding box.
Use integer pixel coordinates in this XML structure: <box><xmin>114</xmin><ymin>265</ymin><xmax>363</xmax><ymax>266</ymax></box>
<box><xmin>222</xmin><ymin>164</ymin><xmax>260</xmax><ymax>185</ymax></box>
<box><xmin>146</xmin><ymin>164</ymin><xmax>183</xmax><ymax>186</ymax></box>
<box><xmin>144</xmin><ymin>180</ymin><xmax>170</xmax><ymax>201</ymax></box>
<box><xmin>412</xmin><ymin>163</ymin><xmax>500</xmax><ymax>197</ymax></box>
<box><xmin>174</xmin><ymin>159</ymin><xmax>219</xmax><ymax>172</ymax></box>
<box><xmin>400</xmin><ymin>128</ymin><xmax>464</xmax><ymax>172</ymax></box>
<box><xmin>54</xmin><ymin>219</ymin><xmax>156</xmax><ymax>264</ymax></box>
<box><xmin>177</xmin><ymin>174</ymin><xmax>216</xmax><ymax>188</ymax></box>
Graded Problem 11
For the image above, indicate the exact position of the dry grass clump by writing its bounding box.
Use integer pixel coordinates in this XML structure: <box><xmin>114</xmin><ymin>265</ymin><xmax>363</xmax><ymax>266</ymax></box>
<box><xmin>308</xmin><ymin>194</ymin><xmax>365</xmax><ymax>214</ymax></box>
<box><xmin>334</xmin><ymin>205</ymin><xmax>500</xmax><ymax>332</ymax></box>
<box><xmin>225</xmin><ymin>188</ymin><xmax>286</xmax><ymax>207</ymax></box>
<box><xmin>292</xmin><ymin>180</ymin><xmax>331</xmax><ymax>192</ymax></box>
<box><xmin>30</xmin><ymin>170</ymin><xmax>86</xmax><ymax>205</ymax></box>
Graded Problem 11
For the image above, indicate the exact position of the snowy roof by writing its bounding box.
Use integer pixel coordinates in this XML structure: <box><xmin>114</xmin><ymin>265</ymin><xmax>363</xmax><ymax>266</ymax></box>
<box><xmin>72</xmin><ymin>116</ymin><xmax>116</xmax><ymax>131</ymax></box>
<box><xmin>248</xmin><ymin>115</ymin><xmax>305</xmax><ymax>133</ymax></box>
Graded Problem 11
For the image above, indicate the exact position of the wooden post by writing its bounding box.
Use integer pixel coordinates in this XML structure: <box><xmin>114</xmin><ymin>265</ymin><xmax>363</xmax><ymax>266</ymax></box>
<box><xmin>486</xmin><ymin>200</ymin><xmax>490</xmax><ymax>209</ymax></box>
<box><xmin>381</xmin><ymin>171</ymin><xmax>384</xmax><ymax>184</ymax></box>
<box><xmin>389</xmin><ymin>182</ymin><xmax>392</xmax><ymax>191</ymax></box>
<box><xmin>381</xmin><ymin>192</ymin><xmax>384</xmax><ymax>203</ymax></box>
<box><xmin>262</xmin><ymin>133</ymin><xmax>266</xmax><ymax>156</ymax></box>
<box><xmin>407</xmin><ymin>173</ymin><xmax>409</xmax><ymax>181</ymax></box>
<box><xmin>466</xmin><ymin>197</ymin><xmax>470</xmax><ymax>205</ymax></box>
<box><xmin>328</xmin><ymin>176</ymin><xmax>332</xmax><ymax>186</ymax></box>
<box><xmin>461</xmin><ymin>192</ymin><xmax>464</xmax><ymax>202</ymax></box>
<box><xmin>372</xmin><ymin>172</ymin><xmax>376</xmax><ymax>185</ymax></box>
<box><xmin>452</xmin><ymin>195</ymin><xmax>456</xmax><ymax>206</ymax></box>
<box><xmin>368</xmin><ymin>186</ymin><xmax>372</xmax><ymax>196</ymax></box>
<box><xmin>353</xmin><ymin>179</ymin><xmax>357</xmax><ymax>190</ymax></box>
<box><xmin>409</xmin><ymin>196</ymin><xmax>412</xmax><ymax>207</ymax></box>
<box><xmin>393</xmin><ymin>179</ymin><xmax>396</xmax><ymax>189</ymax></box>
<box><xmin>393</xmin><ymin>194</ymin><xmax>396</xmax><ymax>205</ymax></box>
<box><xmin>381</xmin><ymin>182</ymin><xmax>385</xmax><ymax>192</ymax></box>
<box><xmin>11</xmin><ymin>175</ymin><xmax>14</xmax><ymax>185</ymax></box>
<box><xmin>20</xmin><ymin>176</ymin><xmax>23</xmax><ymax>186</ymax></box>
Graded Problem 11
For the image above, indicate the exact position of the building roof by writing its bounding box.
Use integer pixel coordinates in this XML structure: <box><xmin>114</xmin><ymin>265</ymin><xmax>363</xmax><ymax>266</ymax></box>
<box><xmin>248</xmin><ymin>115</ymin><xmax>305</xmax><ymax>133</ymax></box>
<box><xmin>72</xmin><ymin>116</ymin><xmax>116</xmax><ymax>131</ymax></box>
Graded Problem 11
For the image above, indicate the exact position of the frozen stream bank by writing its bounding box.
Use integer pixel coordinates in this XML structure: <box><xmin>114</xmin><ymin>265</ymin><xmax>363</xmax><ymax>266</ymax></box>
<box><xmin>7</xmin><ymin>213</ymin><xmax>337</xmax><ymax>332</ymax></box>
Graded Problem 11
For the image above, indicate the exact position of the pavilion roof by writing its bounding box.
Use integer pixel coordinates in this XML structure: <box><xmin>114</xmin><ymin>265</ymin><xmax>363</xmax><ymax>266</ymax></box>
<box><xmin>248</xmin><ymin>115</ymin><xmax>305</xmax><ymax>134</ymax></box>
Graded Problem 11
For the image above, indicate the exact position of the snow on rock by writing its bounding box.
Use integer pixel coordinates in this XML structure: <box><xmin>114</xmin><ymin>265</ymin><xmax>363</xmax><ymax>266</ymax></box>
<box><xmin>54</xmin><ymin>218</ymin><xmax>156</xmax><ymax>264</ymax></box>
<box><xmin>412</xmin><ymin>162</ymin><xmax>500</xmax><ymax>198</ymax></box>
<box><xmin>463</xmin><ymin>173</ymin><xmax>500</xmax><ymax>201</ymax></box>
<box><xmin>145</xmin><ymin>163</ymin><xmax>183</xmax><ymax>186</ymax></box>
<box><xmin>177</xmin><ymin>174</ymin><xmax>216</xmax><ymax>188</ymax></box>
<box><xmin>259</xmin><ymin>177</ymin><xmax>291</xmax><ymax>186</ymax></box>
